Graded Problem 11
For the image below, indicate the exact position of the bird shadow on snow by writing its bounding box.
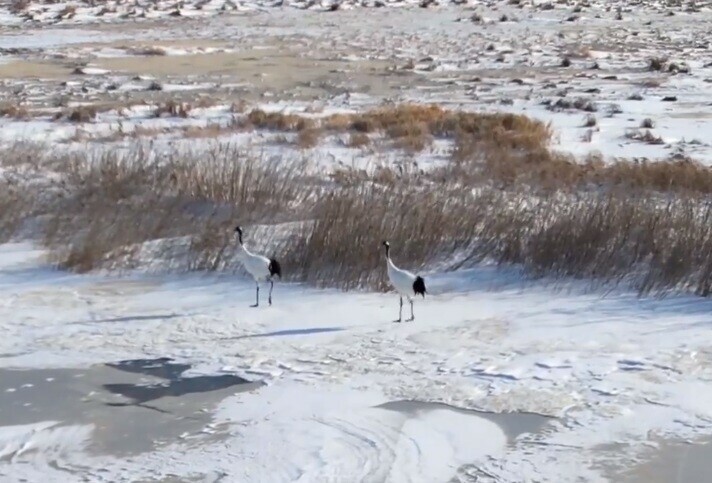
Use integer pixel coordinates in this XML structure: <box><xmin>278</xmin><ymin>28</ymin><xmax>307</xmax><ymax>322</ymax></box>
<box><xmin>103</xmin><ymin>357</ymin><xmax>257</xmax><ymax>406</ymax></box>
<box><xmin>68</xmin><ymin>313</ymin><xmax>185</xmax><ymax>325</ymax></box>
<box><xmin>226</xmin><ymin>327</ymin><xmax>345</xmax><ymax>340</ymax></box>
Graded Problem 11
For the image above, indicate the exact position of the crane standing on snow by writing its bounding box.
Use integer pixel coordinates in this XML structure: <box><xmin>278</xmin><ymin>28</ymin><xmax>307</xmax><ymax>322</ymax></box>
<box><xmin>382</xmin><ymin>241</ymin><xmax>426</xmax><ymax>322</ymax></box>
<box><xmin>235</xmin><ymin>226</ymin><xmax>281</xmax><ymax>307</ymax></box>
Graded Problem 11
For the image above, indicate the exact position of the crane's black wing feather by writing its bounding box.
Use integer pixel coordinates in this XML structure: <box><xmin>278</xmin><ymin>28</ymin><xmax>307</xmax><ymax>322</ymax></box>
<box><xmin>268</xmin><ymin>259</ymin><xmax>282</xmax><ymax>278</ymax></box>
<box><xmin>413</xmin><ymin>276</ymin><xmax>426</xmax><ymax>297</ymax></box>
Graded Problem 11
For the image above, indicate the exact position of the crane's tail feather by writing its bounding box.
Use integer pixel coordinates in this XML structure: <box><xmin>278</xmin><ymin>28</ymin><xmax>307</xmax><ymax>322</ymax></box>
<box><xmin>413</xmin><ymin>276</ymin><xmax>426</xmax><ymax>297</ymax></box>
<box><xmin>269</xmin><ymin>258</ymin><xmax>282</xmax><ymax>278</ymax></box>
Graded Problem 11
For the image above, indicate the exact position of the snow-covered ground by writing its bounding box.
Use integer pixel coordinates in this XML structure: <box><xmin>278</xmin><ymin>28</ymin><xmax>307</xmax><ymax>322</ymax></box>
<box><xmin>3</xmin><ymin>242</ymin><xmax>712</xmax><ymax>481</ymax></box>
<box><xmin>2</xmin><ymin>2</ymin><xmax>712</xmax><ymax>481</ymax></box>
<box><xmin>1</xmin><ymin>5</ymin><xmax>711</xmax><ymax>164</ymax></box>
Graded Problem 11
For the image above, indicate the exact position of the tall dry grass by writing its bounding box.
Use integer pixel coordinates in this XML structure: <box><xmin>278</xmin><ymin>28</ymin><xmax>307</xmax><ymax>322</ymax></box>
<box><xmin>245</xmin><ymin>104</ymin><xmax>553</xmax><ymax>154</ymax></box>
<box><xmin>39</xmin><ymin>144</ymin><xmax>314</xmax><ymax>272</ymax></box>
<box><xmin>289</xmin><ymin>177</ymin><xmax>712</xmax><ymax>296</ymax></box>
<box><xmin>3</xmin><ymin>103</ymin><xmax>712</xmax><ymax>297</ymax></box>
<box><xmin>0</xmin><ymin>183</ymin><xmax>28</xmax><ymax>243</ymax></box>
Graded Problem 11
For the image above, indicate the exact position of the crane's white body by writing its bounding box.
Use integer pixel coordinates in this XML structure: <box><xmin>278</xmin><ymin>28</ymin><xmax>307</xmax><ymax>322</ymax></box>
<box><xmin>237</xmin><ymin>244</ymin><xmax>272</xmax><ymax>282</ymax></box>
<box><xmin>235</xmin><ymin>226</ymin><xmax>280</xmax><ymax>307</ymax></box>
<box><xmin>383</xmin><ymin>241</ymin><xmax>425</xmax><ymax>322</ymax></box>
<box><xmin>386</xmin><ymin>257</ymin><xmax>418</xmax><ymax>299</ymax></box>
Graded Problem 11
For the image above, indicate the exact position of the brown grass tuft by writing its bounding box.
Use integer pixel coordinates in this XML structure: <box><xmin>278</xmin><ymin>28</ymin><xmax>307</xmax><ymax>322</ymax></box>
<box><xmin>0</xmin><ymin>103</ymin><xmax>30</xmax><ymax>120</ymax></box>
<box><xmin>154</xmin><ymin>100</ymin><xmax>191</xmax><ymax>118</ymax></box>
<box><xmin>625</xmin><ymin>129</ymin><xmax>664</xmax><ymax>145</ymax></box>
<box><xmin>296</xmin><ymin>128</ymin><xmax>322</xmax><ymax>149</ymax></box>
<box><xmin>583</xmin><ymin>114</ymin><xmax>597</xmax><ymax>127</ymax></box>
<box><xmin>132</xmin><ymin>45</ymin><xmax>168</xmax><ymax>56</ymax></box>
<box><xmin>239</xmin><ymin>104</ymin><xmax>552</xmax><ymax>154</ymax></box>
<box><xmin>648</xmin><ymin>57</ymin><xmax>667</xmax><ymax>71</ymax></box>
<box><xmin>57</xmin><ymin>5</ymin><xmax>76</xmax><ymax>19</ymax></box>
<box><xmin>347</xmin><ymin>132</ymin><xmax>371</xmax><ymax>148</ymax></box>
<box><xmin>245</xmin><ymin>109</ymin><xmax>315</xmax><ymax>132</ymax></box>
<box><xmin>65</xmin><ymin>106</ymin><xmax>97</xmax><ymax>123</ymax></box>
<box><xmin>10</xmin><ymin>0</ymin><xmax>30</xmax><ymax>14</ymax></box>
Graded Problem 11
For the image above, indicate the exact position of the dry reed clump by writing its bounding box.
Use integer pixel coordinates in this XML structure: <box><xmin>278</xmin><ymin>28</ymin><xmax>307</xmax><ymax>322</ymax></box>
<box><xmin>41</xmin><ymin>144</ymin><xmax>315</xmax><ymax>272</ymax></box>
<box><xmin>648</xmin><ymin>57</ymin><xmax>667</xmax><ymax>71</ymax></box>
<box><xmin>154</xmin><ymin>100</ymin><xmax>191</xmax><ymax>118</ymax></box>
<box><xmin>7</xmin><ymin>101</ymin><xmax>712</xmax><ymax>297</ymax></box>
<box><xmin>546</xmin><ymin>97</ymin><xmax>597</xmax><ymax>113</ymax></box>
<box><xmin>290</xmin><ymin>171</ymin><xmax>712</xmax><ymax>296</ymax></box>
<box><xmin>0</xmin><ymin>103</ymin><xmax>30</xmax><ymax>120</ymax></box>
<box><xmin>641</xmin><ymin>118</ymin><xmax>655</xmax><ymax>129</ymax></box>
<box><xmin>519</xmin><ymin>194</ymin><xmax>712</xmax><ymax>296</ymax></box>
<box><xmin>583</xmin><ymin>114</ymin><xmax>597</xmax><ymax>127</ymax></box>
<box><xmin>451</xmin><ymin>139</ymin><xmax>712</xmax><ymax>195</ymax></box>
<box><xmin>347</xmin><ymin>132</ymin><xmax>370</xmax><ymax>148</ymax></box>
<box><xmin>242</xmin><ymin>104</ymin><xmax>553</xmax><ymax>154</ymax></box>
<box><xmin>296</xmin><ymin>128</ymin><xmax>322</xmax><ymax>149</ymax></box>
<box><xmin>63</xmin><ymin>105</ymin><xmax>98</xmax><ymax>123</ymax></box>
<box><xmin>10</xmin><ymin>0</ymin><xmax>30</xmax><ymax>14</ymax></box>
<box><xmin>289</xmin><ymin>183</ymin><xmax>485</xmax><ymax>290</ymax></box>
<box><xmin>132</xmin><ymin>46</ymin><xmax>168</xmax><ymax>56</ymax></box>
<box><xmin>625</xmin><ymin>129</ymin><xmax>664</xmax><ymax>145</ymax></box>
<box><xmin>0</xmin><ymin>182</ymin><xmax>29</xmax><ymax>243</ymax></box>
<box><xmin>244</xmin><ymin>109</ymin><xmax>316</xmax><ymax>132</ymax></box>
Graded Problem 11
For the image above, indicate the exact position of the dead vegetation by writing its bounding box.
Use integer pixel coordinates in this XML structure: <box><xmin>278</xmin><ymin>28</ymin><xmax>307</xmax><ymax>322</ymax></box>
<box><xmin>625</xmin><ymin>129</ymin><xmax>664</xmax><ymax>145</ymax></box>
<box><xmin>4</xmin><ymin>104</ymin><xmax>712</xmax><ymax>297</ymax></box>
<box><xmin>244</xmin><ymin>104</ymin><xmax>553</xmax><ymax>154</ymax></box>
<box><xmin>347</xmin><ymin>132</ymin><xmax>370</xmax><ymax>148</ymax></box>
<box><xmin>154</xmin><ymin>100</ymin><xmax>191</xmax><ymax>118</ymax></box>
<box><xmin>545</xmin><ymin>97</ymin><xmax>597</xmax><ymax>113</ymax></box>
<box><xmin>648</xmin><ymin>57</ymin><xmax>667</xmax><ymax>71</ymax></box>
<box><xmin>0</xmin><ymin>103</ymin><xmax>30</xmax><ymax>120</ymax></box>
<box><xmin>59</xmin><ymin>105</ymin><xmax>98</xmax><ymax>123</ymax></box>
<box><xmin>10</xmin><ymin>0</ymin><xmax>30</xmax><ymax>14</ymax></box>
<box><xmin>130</xmin><ymin>45</ymin><xmax>169</xmax><ymax>56</ymax></box>
<box><xmin>38</xmin><ymin>145</ymin><xmax>314</xmax><ymax>273</ymax></box>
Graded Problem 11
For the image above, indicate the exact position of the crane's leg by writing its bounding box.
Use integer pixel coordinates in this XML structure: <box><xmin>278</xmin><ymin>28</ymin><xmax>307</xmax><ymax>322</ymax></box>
<box><xmin>407</xmin><ymin>298</ymin><xmax>415</xmax><ymax>322</ymax></box>
<box><xmin>395</xmin><ymin>296</ymin><xmax>403</xmax><ymax>323</ymax></box>
<box><xmin>251</xmin><ymin>282</ymin><xmax>259</xmax><ymax>308</ymax></box>
<box><xmin>268</xmin><ymin>279</ymin><xmax>274</xmax><ymax>306</ymax></box>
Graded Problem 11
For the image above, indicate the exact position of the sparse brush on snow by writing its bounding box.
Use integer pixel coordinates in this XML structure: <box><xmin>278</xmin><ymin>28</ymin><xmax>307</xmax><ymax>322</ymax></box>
<box><xmin>347</xmin><ymin>132</ymin><xmax>371</xmax><ymax>148</ymax></box>
<box><xmin>583</xmin><ymin>114</ymin><xmax>597</xmax><ymax>127</ymax></box>
<box><xmin>9</xmin><ymin>0</ymin><xmax>30</xmax><ymax>14</ymax></box>
<box><xmin>648</xmin><ymin>57</ymin><xmax>667</xmax><ymax>71</ymax></box>
<box><xmin>0</xmin><ymin>103</ymin><xmax>30</xmax><ymax>120</ymax></box>
<box><xmin>63</xmin><ymin>106</ymin><xmax>98</xmax><ymax>123</ymax></box>
<box><xmin>131</xmin><ymin>45</ymin><xmax>169</xmax><ymax>56</ymax></box>
<box><xmin>154</xmin><ymin>100</ymin><xmax>191</xmax><ymax>118</ymax></box>
<box><xmin>296</xmin><ymin>128</ymin><xmax>322</xmax><ymax>149</ymax></box>
<box><xmin>625</xmin><ymin>129</ymin><xmax>664</xmax><ymax>145</ymax></box>
<box><xmin>640</xmin><ymin>118</ymin><xmax>655</xmax><ymax>128</ymax></box>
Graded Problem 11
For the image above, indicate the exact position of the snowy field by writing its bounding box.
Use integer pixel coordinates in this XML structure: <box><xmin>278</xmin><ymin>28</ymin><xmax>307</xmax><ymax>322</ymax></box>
<box><xmin>1</xmin><ymin>3</ymin><xmax>712</xmax><ymax>164</ymax></box>
<box><xmin>2</xmin><ymin>1</ymin><xmax>712</xmax><ymax>482</ymax></box>
<box><xmin>3</xmin><ymin>241</ymin><xmax>712</xmax><ymax>482</ymax></box>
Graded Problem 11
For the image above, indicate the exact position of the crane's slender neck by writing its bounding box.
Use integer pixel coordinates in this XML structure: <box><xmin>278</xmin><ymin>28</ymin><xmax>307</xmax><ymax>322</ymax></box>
<box><xmin>236</xmin><ymin>231</ymin><xmax>252</xmax><ymax>257</ymax></box>
<box><xmin>385</xmin><ymin>245</ymin><xmax>399</xmax><ymax>272</ymax></box>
